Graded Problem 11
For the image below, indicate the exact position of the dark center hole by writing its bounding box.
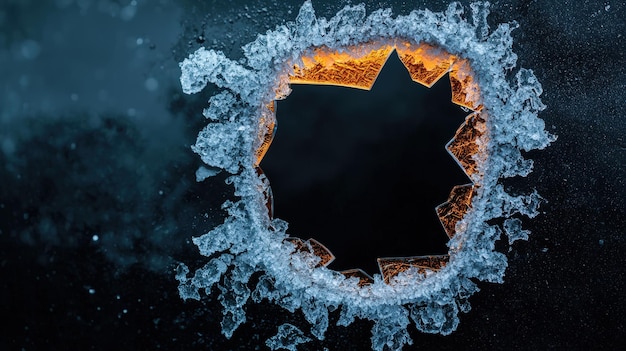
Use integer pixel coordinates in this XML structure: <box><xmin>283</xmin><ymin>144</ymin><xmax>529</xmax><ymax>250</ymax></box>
<box><xmin>261</xmin><ymin>52</ymin><xmax>469</xmax><ymax>276</ymax></box>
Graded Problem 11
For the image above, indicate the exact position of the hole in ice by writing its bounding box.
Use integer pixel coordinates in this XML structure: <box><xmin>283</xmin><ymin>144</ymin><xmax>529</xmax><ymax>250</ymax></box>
<box><xmin>251</xmin><ymin>40</ymin><xmax>486</xmax><ymax>284</ymax></box>
<box><xmin>178</xmin><ymin>2</ymin><xmax>555</xmax><ymax>345</ymax></box>
<box><xmin>248</xmin><ymin>40</ymin><xmax>487</xmax><ymax>285</ymax></box>
<box><xmin>262</xmin><ymin>51</ymin><xmax>469</xmax><ymax>276</ymax></box>
<box><xmin>261</xmin><ymin>44</ymin><xmax>478</xmax><ymax>288</ymax></box>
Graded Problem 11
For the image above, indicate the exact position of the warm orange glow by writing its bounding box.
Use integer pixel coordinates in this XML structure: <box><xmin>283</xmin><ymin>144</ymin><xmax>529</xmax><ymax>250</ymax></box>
<box><xmin>287</xmin><ymin>40</ymin><xmax>481</xmax><ymax>111</ymax></box>
<box><xmin>377</xmin><ymin>255</ymin><xmax>449</xmax><ymax>284</ymax></box>
<box><xmin>290</xmin><ymin>44</ymin><xmax>394</xmax><ymax>90</ymax></box>
<box><xmin>254</xmin><ymin>110</ymin><xmax>276</xmax><ymax>166</ymax></box>
<box><xmin>446</xmin><ymin>112</ymin><xmax>485</xmax><ymax>177</ymax></box>
<box><xmin>308</xmin><ymin>238</ymin><xmax>335</xmax><ymax>267</ymax></box>
<box><xmin>449</xmin><ymin>59</ymin><xmax>481</xmax><ymax>110</ymax></box>
<box><xmin>285</xmin><ymin>237</ymin><xmax>335</xmax><ymax>268</ymax></box>
<box><xmin>263</xmin><ymin>39</ymin><xmax>485</xmax><ymax>285</ymax></box>
<box><xmin>340</xmin><ymin>268</ymin><xmax>374</xmax><ymax>287</ymax></box>
<box><xmin>396</xmin><ymin>42</ymin><xmax>455</xmax><ymax>87</ymax></box>
<box><xmin>436</xmin><ymin>184</ymin><xmax>474</xmax><ymax>239</ymax></box>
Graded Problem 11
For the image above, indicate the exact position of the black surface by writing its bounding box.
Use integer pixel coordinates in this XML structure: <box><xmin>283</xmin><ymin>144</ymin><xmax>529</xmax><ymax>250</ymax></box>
<box><xmin>263</xmin><ymin>52</ymin><xmax>468</xmax><ymax>275</ymax></box>
<box><xmin>0</xmin><ymin>1</ymin><xmax>624</xmax><ymax>350</ymax></box>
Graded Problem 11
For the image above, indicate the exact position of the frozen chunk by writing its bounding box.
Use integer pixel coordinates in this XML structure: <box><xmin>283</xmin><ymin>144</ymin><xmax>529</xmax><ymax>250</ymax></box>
<box><xmin>177</xmin><ymin>1</ymin><xmax>555</xmax><ymax>349</ymax></box>
<box><xmin>436</xmin><ymin>184</ymin><xmax>474</xmax><ymax>238</ymax></box>
<box><xmin>266</xmin><ymin>324</ymin><xmax>312</xmax><ymax>351</ymax></box>
<box><xmin>396</xmin><ymin>42</ymin><xmax>455</xmax><ymax>87</ymax></box>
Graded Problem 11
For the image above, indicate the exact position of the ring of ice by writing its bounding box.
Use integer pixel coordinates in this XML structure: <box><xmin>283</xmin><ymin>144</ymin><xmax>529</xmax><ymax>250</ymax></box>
<box><xmin>175</xmin><ymin>2</ymin><xmax>555</xmax><ymax>350</ymax></box>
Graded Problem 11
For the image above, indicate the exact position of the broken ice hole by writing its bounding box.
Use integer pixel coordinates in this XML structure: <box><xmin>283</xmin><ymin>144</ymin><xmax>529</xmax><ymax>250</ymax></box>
<box><xmin>257</xmin><ymin>41</ymin><xmax>486</xmax><ymax>285</ymax></box>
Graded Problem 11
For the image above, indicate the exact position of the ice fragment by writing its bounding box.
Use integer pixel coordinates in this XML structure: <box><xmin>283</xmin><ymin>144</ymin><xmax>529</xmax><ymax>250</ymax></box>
<box><xmin>177</xmin><ymin>1</ymin><xmax>555</xmax><ymax>350</ymax></box>
<box><xmin>503</xmin><ymin>218</ymin><xmax>531</xmax><ymax>245</ymax></box>
<box><xmin>266</xmin><ymin>324</ymin><xmax>312</xmax><ymax>351</ymax></box>
<box><xmin>195</xmin><ymin>166</ymin><xmax>220</xmax><ymax>181</ymax></box>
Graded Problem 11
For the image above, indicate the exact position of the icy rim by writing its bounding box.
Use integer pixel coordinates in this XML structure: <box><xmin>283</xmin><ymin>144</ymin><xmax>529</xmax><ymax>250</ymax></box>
<box><xmin>176</xmin><ymin>1</ymin><xmax>555</xmax><ymax>349</ymax></box>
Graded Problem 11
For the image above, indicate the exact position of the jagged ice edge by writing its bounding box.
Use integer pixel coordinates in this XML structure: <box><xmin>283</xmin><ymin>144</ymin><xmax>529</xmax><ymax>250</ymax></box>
<box><xmin>175</xmin><ymin>1</ymin><xmax>556</xmax><ymax>350</ymax></box>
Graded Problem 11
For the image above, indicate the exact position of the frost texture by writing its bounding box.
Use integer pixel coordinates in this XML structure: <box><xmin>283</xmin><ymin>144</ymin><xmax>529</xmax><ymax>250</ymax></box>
<box><xmin>503</xmin><ymin>218</ymin><xmax>531</xmax><ymax>245</ymax></box>
<box><xmin>196</xmin><ymin>166</ymin><xmax>220</xmax><ymax>181</ymax></box>
<box><xmin>266</xmin><ymin>324</ymin><xmax>312</xmax><ymax>351</ymax></box>
<box><xmin>178</xmin><ymin>1</ymin><xmax>555</xmax><ymax>350</ymax></box>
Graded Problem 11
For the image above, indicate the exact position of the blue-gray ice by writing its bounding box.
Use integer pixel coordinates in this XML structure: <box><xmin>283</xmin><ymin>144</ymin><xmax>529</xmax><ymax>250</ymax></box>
<box><xmin>175</xmin><ymin>2</ymin><xmax>555</xmax><ymax>350</ymax></box>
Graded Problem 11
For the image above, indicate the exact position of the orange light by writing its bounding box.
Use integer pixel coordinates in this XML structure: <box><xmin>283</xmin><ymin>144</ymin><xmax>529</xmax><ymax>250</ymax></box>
<box><xmin>449</xmin><ymin>59</ymin><xmax>482</xmax><ymax>110</ymax></box>
<box><xmin>377</xmin><ymin>255</ymin><xmax>449</xmax><ymax>284</ymax></box>
<box><xmin>290</xmin><ymin>43</ymin><xmax>394</xmax><ymax>90</ymax></box>
<box><xmin>340</xmin><ymin>268</ymin><xmax>374</xmax><ymax>287</ymax></box>
<box><xmin>261</xmin><ymin>40</ymin><xmax>486</xmax><ymax>285</ymax></box>
<box><xmin>396</xmin><ymin>42</ymin><xmax>455</xmax><ymax>87</ymax></box>
<box><xmin>436</xmin><ymin>184</ymin><xmax>475</xmax><ymax>239</ymax></box>
<box><xmin>285</xmin><ymin>237</ymin><xmax>336</xmax><ymax>268</ymax></box>
<box><xmin>446</xmin><ymin>112</ymin><xmax>485</xmax><ymax>178</ymax></box>
<box><xmin>287</xmin><ymin>40</ymin><xmax>482</xmax><ymax>111</ymax></box>
<box><xmin>255</xmin><ymin>121</ymin><xmax>275</xmax><ymax>165</ymax></box>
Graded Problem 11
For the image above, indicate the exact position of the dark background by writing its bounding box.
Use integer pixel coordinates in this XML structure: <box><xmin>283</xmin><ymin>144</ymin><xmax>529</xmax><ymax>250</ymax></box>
<box><xmin>263</xmin><ymin>53</ymin><xmax>470</xmax><ymax>275</ymax></box>
<box><xmin>0</xmin><ymin>0</ymin><xmax>624</xmax><ymax>350</ymax></box>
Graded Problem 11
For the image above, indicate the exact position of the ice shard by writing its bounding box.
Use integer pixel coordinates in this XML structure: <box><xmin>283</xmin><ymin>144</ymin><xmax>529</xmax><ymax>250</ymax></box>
<box><xmin>266</xmin><ymin>324</ymin><xmax>312</xmax><ymax>351</ymax></box>
<box><xmin>289</xmin><ymin>43</ymin><xmax>394</xmax><ymax>90</ymax></box>
<box><xmin>377</xmin><ymin>255</ymin><xmax>449</xmax><ymax>284</ymax></box>
<box><xmin>176</xmin><ymin>2</ymin><xmax>555</xmax><ymax>350</ymax></box>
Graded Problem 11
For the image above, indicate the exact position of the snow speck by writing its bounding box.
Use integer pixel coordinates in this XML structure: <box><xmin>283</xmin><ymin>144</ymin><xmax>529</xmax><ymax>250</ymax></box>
<box><xmin>120</xmin><ymin>3</ymin><xmax>137</xmax><ymax>21</ymax></box>
<box><xmin>144</xmin><ymin>77</ymin><xmax>159</xmax><ymax>92</ymax></box>
<box><xmin>20</xmin><ymin>40</ymin><xmax>41</xmax><ymax>60</ymax></box>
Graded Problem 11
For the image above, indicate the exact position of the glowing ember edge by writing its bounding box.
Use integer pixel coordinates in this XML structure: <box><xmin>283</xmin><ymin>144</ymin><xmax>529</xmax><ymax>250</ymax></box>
<box><xmin>269</xmin><ymin>42</ymin><xmax>482</xmax><ymax>283</ymax></box>
<box><xmin>176</xmin><ymin>1</ymin><xmax>556</xmax><ymax>348</ymax></box>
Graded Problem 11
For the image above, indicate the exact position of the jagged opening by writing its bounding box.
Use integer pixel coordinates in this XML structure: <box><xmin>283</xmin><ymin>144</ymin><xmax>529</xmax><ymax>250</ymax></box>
<box><xmin>261</xmin><ymin>52</ymin><xmax>469</xmax><ymax>276</ymax></box>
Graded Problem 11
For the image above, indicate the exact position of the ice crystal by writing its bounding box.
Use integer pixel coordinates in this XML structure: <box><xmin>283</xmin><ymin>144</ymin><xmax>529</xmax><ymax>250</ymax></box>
<box><xmin>266</xmin><ymin>324</ymin><xmax>312</xmax><ymax>351</ymax></box>
<box><xmin>176</xmin><ymin>1</ymin><xmax>555</xmax><ymax>350</ymax></box>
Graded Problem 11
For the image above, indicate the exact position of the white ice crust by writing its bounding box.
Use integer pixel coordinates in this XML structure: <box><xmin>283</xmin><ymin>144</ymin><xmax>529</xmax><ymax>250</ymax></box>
<box><xmin>175</xmin><ymin>2</ymin><xmax>555</xmax><ymax>350</ymax></box>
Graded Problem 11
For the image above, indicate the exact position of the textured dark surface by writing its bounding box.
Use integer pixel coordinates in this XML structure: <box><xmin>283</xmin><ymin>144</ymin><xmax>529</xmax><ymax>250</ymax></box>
<box><xmin>1</xmin><ymin>1</ymin><xmax>624</xmax><ymax>350</ymax></box>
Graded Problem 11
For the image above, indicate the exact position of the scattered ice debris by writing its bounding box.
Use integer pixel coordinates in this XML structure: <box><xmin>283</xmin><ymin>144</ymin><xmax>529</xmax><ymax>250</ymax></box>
<box><xmin>177</xmin><ymin>1</ymin><xmax>555</xmax><ymax>350</ymax></box>
<box><xmin>265</xmin><ymin>324</ymin><xmax>312</xmax><ymax>351</ymax></box>
<box><xmin>195</xmin><ymin>165</ymin><xmax>221</xmax><ymax>181</ymax></box>
<box><xmin>503</xmin><ymin>218</ymin><xmax>531</xmax><ymax>245</ymax></box>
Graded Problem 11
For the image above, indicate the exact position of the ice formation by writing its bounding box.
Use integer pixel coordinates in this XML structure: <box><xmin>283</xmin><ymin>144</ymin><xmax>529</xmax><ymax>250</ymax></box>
<box><xmin>176</xmin><ymin>1</ymin><xmax>555</xmax><ymax>350</ymax></box>
<box><xmin>266</xmin><ymin>324</ymin><xmax>312</xmax><ymax>351</ymax></box>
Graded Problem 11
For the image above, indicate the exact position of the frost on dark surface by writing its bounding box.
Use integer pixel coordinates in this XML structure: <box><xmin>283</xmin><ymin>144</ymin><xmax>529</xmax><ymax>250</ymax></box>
<box><xmin>503</xmin><ymin>218</ymin><xmax>531</xmax><ymax>245</ymax></box>
<box><xmin>266</xmin><ymin>324</ymin><xmax>312</xmax><ymax>351</ymax></box>
<box><xmin>176</xmin><ymin>1</ymin><xmax>555</xmax><ymax>350</ymax></box>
